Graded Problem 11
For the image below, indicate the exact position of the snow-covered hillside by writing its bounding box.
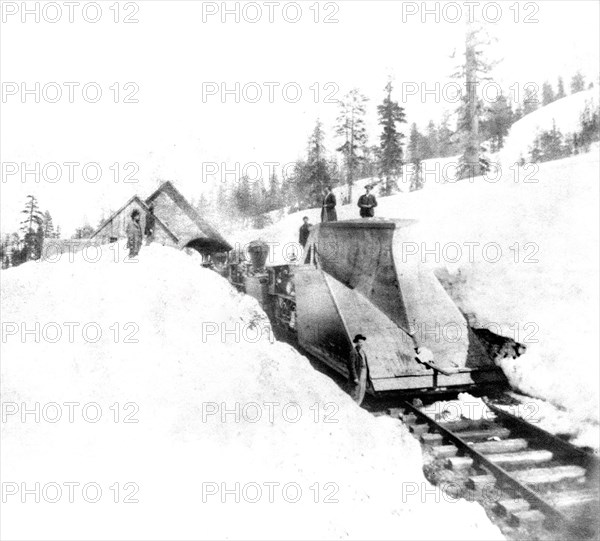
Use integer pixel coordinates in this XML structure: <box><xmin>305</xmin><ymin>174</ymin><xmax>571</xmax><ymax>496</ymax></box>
<box><xmin>499</xmin><ymin>88</ymin><xmax>598</xmax><ymax>165</ymax></box>
<box><xmin>231</xmin><ymin>147</ymin><xmax>599</xmax><ymax>450</ymax></box>
<box><xmin>0</xmin><ymin>243</ymin><xmax>502</xmax><ymax>540</ymax></box>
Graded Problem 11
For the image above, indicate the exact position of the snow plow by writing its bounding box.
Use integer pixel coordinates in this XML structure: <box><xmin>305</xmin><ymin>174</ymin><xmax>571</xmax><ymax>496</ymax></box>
<box><xmin>229</xmin><ymin>219</ymin><xmax>508</xmax><ymax>396</ymax></box>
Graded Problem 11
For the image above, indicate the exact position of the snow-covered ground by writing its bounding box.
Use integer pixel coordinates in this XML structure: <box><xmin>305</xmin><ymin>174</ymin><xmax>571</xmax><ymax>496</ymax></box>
<box><xmin>0</xmin><ymin>242</ymin><xmax>503</xmax><ymax>540</ymax></box>
<box><xmin>231</xmin><ymin>145</ymin><xmax>599</xmax><ymax>451</ymax></box>
<box><xmin>498</xmin><ymin>88</ymin><xmax>598</xmax><ymax>165</ymax></box>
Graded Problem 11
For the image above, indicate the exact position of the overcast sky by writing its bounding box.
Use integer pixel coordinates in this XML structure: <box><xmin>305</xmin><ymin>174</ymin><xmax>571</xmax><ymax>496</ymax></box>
<box><xmin>1</xmin><ymin>0</ymin><xmax>599</xmax><ymax>235</ymax></box>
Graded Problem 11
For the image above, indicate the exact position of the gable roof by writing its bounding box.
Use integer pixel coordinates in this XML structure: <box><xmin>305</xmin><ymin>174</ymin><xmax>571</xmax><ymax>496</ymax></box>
<box><xmin>90</xmin><ymin>195</ymin><xmax>179</xmax><ymax>244</ymax></box>
<box><xmin>90</xmin><ymin>181</ymin><xmax>232</xmax><ymax>254</ymax></box>
<box><xmin>146</xmin><ymin>181</ymin><xmax>232</xmax><ymax>252</ymax></box>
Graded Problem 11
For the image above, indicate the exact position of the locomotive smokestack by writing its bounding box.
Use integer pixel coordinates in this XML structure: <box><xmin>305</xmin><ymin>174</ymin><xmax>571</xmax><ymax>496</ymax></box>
<box><xmin>247</xmin><ymin>240</ymin><xmax>269</xmax><ymax>272</ymax></box>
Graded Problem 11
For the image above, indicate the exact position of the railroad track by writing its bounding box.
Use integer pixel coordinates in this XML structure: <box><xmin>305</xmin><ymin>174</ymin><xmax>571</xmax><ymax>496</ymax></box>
<box><xmin>389</xmin><ymin>400</ymin><xmax>600</xmax><ymax>537</ymax></box>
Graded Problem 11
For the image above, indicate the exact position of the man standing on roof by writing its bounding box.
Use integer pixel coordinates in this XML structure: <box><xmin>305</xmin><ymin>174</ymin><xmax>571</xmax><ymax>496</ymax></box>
<box><xmin>347</xmin><ymin>334</ymin><xmax>368</xmax><ymax>405</ymax></box>
<box><xmin>126</xmin><ymin>209</ymin><xmax>143</xmax><ymax>258</ymax></box>
<box><xmin>321</xmin><ymin>186</ymin><xmax>337</xmax><ymax>222</ymax></box>
<box><xmin>357</xmin><ymin>184</ymin><xmax>378</xmax><ymax>218</ymax></box>
<box><xmin>145</xmin><ymin>204</ymin><xmax>156</xmax><ymax>245</ymax></box>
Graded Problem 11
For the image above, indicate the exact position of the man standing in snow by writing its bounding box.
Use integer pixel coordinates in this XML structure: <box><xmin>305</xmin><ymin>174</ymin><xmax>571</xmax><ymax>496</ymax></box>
<box><xmin>357</xmin><ymin>185</ymin><xmax>378</xmax><ymax>218</ymax></box>
<box><xmin>321</xmin><ymin>186</ymin><xmax>337</xmax><ymax>222</ymax></box>
<box><xmin>298</xmin><ymin>216</ymin><xmax>312</xmax><ymax>247</ymax></box>
<box><xmin>347</xmin><ymin>334</ymin><xmax>368</xmax><ymax>405</ymax></box>
<box><xmin>126</xmin><ymin>209</ymin><xmax>143</xmax><ymax>258</ymax></box>
<box><xmin>144</xmin><ymin>204</ymin><xmax>156</xmax><ymax>245</ymax></box>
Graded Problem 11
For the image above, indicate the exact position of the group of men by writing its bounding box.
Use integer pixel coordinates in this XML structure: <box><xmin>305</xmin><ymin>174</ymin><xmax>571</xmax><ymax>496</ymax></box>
<box><xmin>321</xmin><ymin>183</ymin><xmax>379</xmax><ymax>222</ymax></box>
<box><xmin>126</xmin><ymin>205</ymin><xmax>156</xmax><ymax>257</ymax></box>
<box><xmin>298</xmin><ymin>184</ymin><xmax>379</xmax><ymax>247</ymax></box>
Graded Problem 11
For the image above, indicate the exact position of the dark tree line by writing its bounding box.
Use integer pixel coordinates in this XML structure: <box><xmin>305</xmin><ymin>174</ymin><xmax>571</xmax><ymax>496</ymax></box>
<box><xmin>528</xmin><ymin>102</ymin><xmax>600</xmax><ymax>163</ymax></box>
<box><xmin>197</xmin><ymin>80</ymin><xmax>408</xmax><ymax>224</ymax></box>
<box><xmin>191</xmin><ymin>38</ymin><xmax>594</xmax><ymax>224</ymax></box>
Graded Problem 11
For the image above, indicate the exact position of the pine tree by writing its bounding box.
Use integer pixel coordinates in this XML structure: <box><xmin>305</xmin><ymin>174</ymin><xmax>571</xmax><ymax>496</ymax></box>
<box><xmin>335</xmin><ymin>88</ymin><xmax>369</xmax><ymax>200</ymax></box>
<box><xmin>266</xmin><ymin>169</ymin><xmax>282</xmax><ymax>212</ymax></box>
<box><xmin>513</xmin><ymin>103</ymin><xmax>524</xmax><ymax>123</ymax></box>
<box><xmin>454</xmin><ymin>21</ymin><xmax>495</xmax><ymax>179</ymax></box>
<box><xmin>522</xmin><ymin>85</ymin><xmax>539</xmax><ymax>116</ymax></box>
<box><xmin>407</xmin><ymin>123</ymin><xmax>425</xmax><ymax>191</ymax></box>
<box><xmin>290</xmin><ymin>120</ymin><xmax>335</xmax><ymax>210</ymax></box>
<box><xmin>529</xmin><ymin>120</ymin><xmax>571</xmax><ymax>162</ymax></box>
<box><xmin>376</xmin><ymin>80</ymin><xmax>406</xmax><ymax>195</ymax></box>
<box><xmin>556</xmin><ymin>76</ymin><xmax>566</xmax><ymax>99</ymax></box>
<box><xmin>233</xmin><ymin>176</ymin><xmax>252</xmax><ymax>218</ymax></box>
<box><xmin>529</xmin><ymin>135</ymin><xmax>543</xmax><ymax>163</ymax></box>
<box><xmin>578</xmin><ymin>102</ymin><xmax>600</xmax><ymax>151</ymax></box>
<box><xmin>20</xmin><ymin>195</ymin><xmax>44</xmax><ymax>260</ymax></box>
<box><xmin>20</xmin><ymin>195</ymin><xmax>44</xmax><ymax>233</ymax></box>
<box><xmin>425</xmin><ymin>120</ymin><xmax>439</xmax><ymax>159</ymax></box>
<box><xmin>216</xmin><ymin>182</ymin><xmax>229</xmax><ymax>212</ymax></box>
<box><xmin>540</xmin><ymin>120</ymin><xmax>567</xmax><ymax>160</ymax></box>
<box><xmin>417</xmin><ymin>122</ymin><xmax>435</xmax><ymax>160</ymax></box>
<box><xmin>304</xmin><ymin>119</ymin><xmax>333</xmax><ymax>205</ymax></box>
<box><xmin>437</xmin><ymin>112</ymin><xmax>456</xmax><ymax>157</ymax></box>
<box><xmin>571</xmin><ymin>71</ymin><xmax>586</xmax><ymax>93</ymax></box>
<box><xmin>43</xmin><ymin>210</ymin><xmax>55</xmax><ymax>238</ymax></box>
<box><xmin>280</xmin><ymin>167</ymin><xmax>297</xmax><ymax>213</ymax></box>
<box><xmin>250</xmin><ymin>178</ymin><xmax>269</xmax><ymax>227</ymax></box>
<box><xmin>0</xmin><ymin>235</ymin><xmax>9</xmax><ymax>268</ymax></box>
<box><xmin>196</xmin><ymin>192</ymin><xmax>210</xmax><ymax>216</ymax></box>
<box><xmin>482</xmin><ymin>94</ymin><xmax>514</xmax><ymax>151</ymax></box>
<box><xmin>73</xmin><ymin>224</ymin><xmax>94</xmax><ymax>239</ymax></box>
<box><xmin>35</xmin><ymin>224</ymin><xmax>44</xmax><ymax>260</ymax></box>
<box><xmin>542</xmin><ymin>81</ymin><xmax>555</xmax><ymax>105</ymax></box>
<box><xmin>55</xmin><ymin>225</ymin><xmax>62</xmax><ymax>240</ymax></box>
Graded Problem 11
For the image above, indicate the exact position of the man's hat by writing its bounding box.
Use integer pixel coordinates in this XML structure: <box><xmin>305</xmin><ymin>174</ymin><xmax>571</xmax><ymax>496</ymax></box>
<box><xmin>353</xmin><ymin>334</ymin><xmax>367</xmax><ymax>343</ymax></box>
<box><xmin>365</xmin><ymin>184</ymin><xmax>373</xmax><ymax>190</ymax></box>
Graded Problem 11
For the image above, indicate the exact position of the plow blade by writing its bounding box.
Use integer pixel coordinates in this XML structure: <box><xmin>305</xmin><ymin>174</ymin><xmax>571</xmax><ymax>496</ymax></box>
<box><xmin>299</xmin><ymin>219</ymin><xmax>506</xmax><ymax>393</ymax></box>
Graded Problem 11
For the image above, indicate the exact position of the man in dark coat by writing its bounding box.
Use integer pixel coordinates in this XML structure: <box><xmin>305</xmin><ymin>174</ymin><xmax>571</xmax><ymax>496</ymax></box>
<box><xmin>321</xmin><ymin>186</ymin><xmax>337</xmax><ymax>222</ymax></box>
<box><xmin>144</xmin><ymin>204</ymin><xmax>156</xmax><ymax>245</ymax></box>
<box><xmin>357</xmin><ymin>185</ymin><xmax>378</xmax><ymax>218</ymax></box>
<box><xmin>298</xmin><ymin>216</ymin><xmax>312</xmax><ymax>247</ymax></box>
<box><xmin>126</xmin><ymin>209</ymin><xmax>143</xmax><ymax>257</ymax></box>
<box><xmin>347</xmin><ymin>334</ymin><xmax>368</xmax><ymax>405</ymax></box>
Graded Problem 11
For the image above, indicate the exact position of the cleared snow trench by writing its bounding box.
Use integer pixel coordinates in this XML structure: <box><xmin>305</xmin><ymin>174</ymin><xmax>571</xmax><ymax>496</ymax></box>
<box><xmin>1</xmin><ymin>242</ymin><xmax>503</xmax><ymax>540</ymax></box>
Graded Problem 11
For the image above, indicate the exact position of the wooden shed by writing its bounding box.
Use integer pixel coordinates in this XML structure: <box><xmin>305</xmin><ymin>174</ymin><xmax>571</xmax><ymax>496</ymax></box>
<box><xmin>91</xmin><ymin>181</ymin><xmax>232</xmax><ymax>255</ymax></box>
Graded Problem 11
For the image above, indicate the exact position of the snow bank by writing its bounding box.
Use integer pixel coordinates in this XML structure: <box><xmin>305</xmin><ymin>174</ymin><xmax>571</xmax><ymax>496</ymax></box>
<box><xmin>498</xmin><ymin>88</ymin><xmax>598</xmax><ymax>165</ymax></box>
<box><xmin>420</xmin><ymin>393</ymin><xmax>495</xmax><ymax>423</ymax></box>
<box><xmin>231</xmin><ymin>149</ymin><xmax>599</xmax><ymax>448</ymax></box>
<box><xmin>0</xmin><ymin>242</ymin><xmax>502</xmax><ymax>540</ymax></box>
<box><xmin>495</xmin><ymin>393</ymin><xmax>600</xmax><ymax>453</ymax></box>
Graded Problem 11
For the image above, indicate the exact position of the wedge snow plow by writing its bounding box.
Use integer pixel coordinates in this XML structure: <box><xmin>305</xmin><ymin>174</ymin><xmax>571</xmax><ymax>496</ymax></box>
<box><xmin>229</xmin><ymin>219</ymin><xmax>507</xmax><ymax>396</ymax></box>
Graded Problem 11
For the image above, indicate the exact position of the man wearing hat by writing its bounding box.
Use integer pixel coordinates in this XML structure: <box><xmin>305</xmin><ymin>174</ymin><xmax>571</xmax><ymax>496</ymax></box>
<box><xmin>126</xmin><ymin>209</ymin><xmax>143</xmax><ymax>258</ymax></box>
<box><xmin>298</xmin><ymin>216</ymin><xmax>312</xmax><ymax>248</ymax></box>
<box><xmin>347</xmin><ymin>334</ymin><xmax>368</xmax><ymax>405</ymax></box>
<box><xmin>357</xmin><ymin>184</ymin><xmax>378</xmax><ymax>218</ymax></box>
<box><xmin>321</xmin><ymin>186</ymin><xmax>337</xmax><ymax>222</ymax></box>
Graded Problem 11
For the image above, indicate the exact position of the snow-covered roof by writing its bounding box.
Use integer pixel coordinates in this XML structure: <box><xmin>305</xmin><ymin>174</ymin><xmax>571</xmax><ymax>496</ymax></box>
<box><xmin>146</xmin><ymin>181</ymin><xmax>232</xmax><ymax>252</ymax></box>
<box><xmin>91</xmin><ymin>181</ymin><xmax>232</xmax><ymax>253</ymax></box>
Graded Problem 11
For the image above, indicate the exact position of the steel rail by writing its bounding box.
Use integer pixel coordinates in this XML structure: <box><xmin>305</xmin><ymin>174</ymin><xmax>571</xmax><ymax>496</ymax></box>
<box><xmin>401</xmin><ymin>400</ymin><xmax>569</xmax><ymax>523</ymax></box>
<box><xmin>485</xmin><ymin>400</ymin><xmax>600</xmax><ymax>474</ymax></box>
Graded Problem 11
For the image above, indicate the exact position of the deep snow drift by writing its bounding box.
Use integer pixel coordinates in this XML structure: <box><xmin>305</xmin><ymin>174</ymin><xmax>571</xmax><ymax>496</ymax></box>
<box><xmin>498</xmin><ymin>88</ymin><xmax>598</xmax><ymax>165</ymax></box>
<box><xmin>232</xmin><ymin>148</ymin><xmax>599</xmax><ymax>451</ymax></box>
<box><xmin>0</xmin><ymin>243</ymin><xmax>503</xmax><ymax>540</ymax></box>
